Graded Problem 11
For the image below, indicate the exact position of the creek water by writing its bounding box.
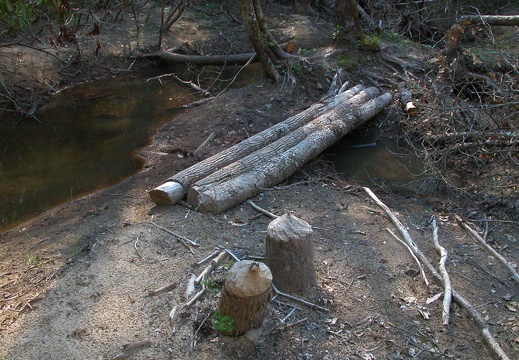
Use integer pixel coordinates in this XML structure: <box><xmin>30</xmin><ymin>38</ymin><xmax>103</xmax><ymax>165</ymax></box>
<box><xmin>0</xmin><ymin>70</ymin><xmax>436</xmax><ymax>231</ymax></box>
<box><xmin>0</xmin><ymin>69</ymin><xmax>224</xmax><ymax>230</ymax></box>
<box><xmin>326</xmin><ymin>132</ymin><xmax>446</xmax><ymax>196</ymax></box>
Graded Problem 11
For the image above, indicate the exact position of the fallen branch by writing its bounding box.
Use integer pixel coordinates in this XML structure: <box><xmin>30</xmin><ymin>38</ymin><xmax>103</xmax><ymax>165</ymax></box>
<box><xmin>431</xmin><ymin>216</ymin><xmax>452</xmax><ymax>326</ymax></box>
<box><xmin>363</xmin><ymin>187</ymin><xmax>510</xmax><ymax>360</ymax></box>
<box><xmin>195</xmin><ymin>250</ymin><xmax>228</xmax><ymax>284</ymax></box>
<box><xmin>247</xmin><ymin>199</ymin><xmax>278</xmax><ymax>219</ymax></box>
<box><xmin>111</xmin><ymin>340</ymin><xmax>152</xmax><ymax>360</ymax></box>
<box><xmin>150</xmin><ymin>221</ymin><xmax>199</xmax><ymax>253</ymax></box>
<box><xmin>143</xmin><ymin>50</ymin><xmax>258</xmax><ymax>66</ymax></box>
<box><xmin>455</xmin><ymin>214</ymin><xmax>519</xmax><ymax>285</ymax></box>
<box><xmin>196</xmin><ymin>250</ymin><xmax>219</xmax><ymax>265</ymax></box>
<box><xmin>386</xmin><ymin>228</ymin><xmax>429</xmax><ymax>287</ymax></box>
<box><xmin>147</xmin><ymin>281</ymin><xmax>178</xmax><ymax>297</ymax></box>
<box><xmin>193</xmin><ymin>132</ymin><xmax>215</xmax><ymax>156</ymax></box>
<box><xmin>272</xmin><ymin>284</ymin><xmax>329</xmax><ymax>312</ymax></box>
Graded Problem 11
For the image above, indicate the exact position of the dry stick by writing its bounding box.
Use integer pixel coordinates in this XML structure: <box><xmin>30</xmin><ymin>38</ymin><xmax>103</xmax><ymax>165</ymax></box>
<box><xmin>133</xmin><ymin>233</ymin><xmax>144</xmax><ymax>261</ymax></box>
<box><xmin>150</xmin><ymin>220</ymin><xmax>198</xmax><ymax>253</ymax></box>
<box><xmin>431</xmin><ymin>216</ymin><xmax>452</xmax><ymax>326</ymax></box>
<box><xmin>217</xmin><ymin>245</ymin><xmax>241</xmax><ymax>262</ymax></box>
<box><xmin>386</xmin><ymin>228</ymin><xmax>429</xmax><ymax>287</ymax></box>
<box><xmin>455</xmin><ymin>214</ymin><xmax>519</xmax><ymax>286</ymax></box>
<box><xmin>195</xmin><ymin>250</ymin><xmax>228</xmax><ymax>284</ymax></box>
<box><xmin>196</xmin><ymin>250</ymin><xmax>220</xmax><ymax>265</ymax></box>
<box><xmin>363</xmin><ymin>187</ymin><xmax>510</xmax><ymax>360</ymax></box>
<box><xmin>193</xmin><ymin>132</ymin><xmax>215</xmax><ymax>156</ymax></box>
<box><xmin>246</xmin><ymin>199</ymin><xmax>278</xmax><ymax>219</ymax></box>
<box><xmin>147</xmin><ymin>281</ymin><xmax>178</xmax><ymax>297</ymax></box>
<box><xmin>111</xmin><ymin>340</ymin><xmax>152</xmax><ymax>360</ymax></box>
<box><xmin>272</xmin><ymin>284</ymin><xmax>329</xmax><ymax>312</ymax></box>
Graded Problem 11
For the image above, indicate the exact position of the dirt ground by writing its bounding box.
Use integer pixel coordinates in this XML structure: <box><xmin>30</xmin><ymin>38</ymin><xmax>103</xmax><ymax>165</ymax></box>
<box><xmin>1</xmin><ymin>1</ymin><xmax>518</xmax><ymax>359</ymax></box>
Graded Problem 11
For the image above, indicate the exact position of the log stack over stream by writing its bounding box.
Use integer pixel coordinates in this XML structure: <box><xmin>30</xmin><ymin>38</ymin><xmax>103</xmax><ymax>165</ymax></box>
<box><xmin>149</xmin><ymin>81</ymin><xmax>392</xmax><ymax>213</ymax></box>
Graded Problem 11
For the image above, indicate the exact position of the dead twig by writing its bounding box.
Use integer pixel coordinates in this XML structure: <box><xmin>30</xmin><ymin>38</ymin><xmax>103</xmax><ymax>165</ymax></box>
<box><xmin>246</xmin><ymin>199</ymin><xmax>278</xmax><ymax>219</ymax></box>
<box><xmin>386</xmin><ymin>228</ymin><xmax>429</xmax><ymax>287</ymax></box>
<box><xmin>195</xmin><ymin>250</ymin><xmax>228</xmax><ymax>284</ymax></box>
<box><xmin>111</xmin><ymin>340</ymin><xmax>152</xmax><ymax>360</ymax></box>
<box><xmin>193</xmin><ymin>132</ymin><xmax>215</xmax><ymax>156</ymax></box>
<box><xmin>272</xmin><ymin>284</ymin><xmax>329</xmax><ymax>312</ymax></box>
<box><xmin>147</xmin><ymin>279</ymin><xmax>179</xmax><ymax>297</ymax></box>
<box><xmin>363</xmin><ymin>187</ymin><xmax>511</xmax><ymax>360</ymax></box>
<box><xmin>196</xmin><ymin>250</ymin><xmax>220</xmax><ymax>265</ymax></box>
<box><xmin>150</xmin><ymin>220</ymin><xmax>199</xmax><ymax>253</ymax></box>
<box><xmin>455</xmin><ymin>214</ymin><xmax>519</xmax><ymax>285</ymax></box>
<box><xmin>431</xmin><ymin>216</ymin><xmax>452</xmax><ymax>325</ymax></box>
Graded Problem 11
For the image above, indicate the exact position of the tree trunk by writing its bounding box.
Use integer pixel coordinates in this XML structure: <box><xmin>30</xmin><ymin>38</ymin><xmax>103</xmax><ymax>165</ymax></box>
<box><xmin>265</xmin><ymin>213</ymin><xmax>317</xmax><ymax>294</ymax></box>
<box><xmin>187</xmin><ymin>88</ymin><xmax>392</xmax><ymax>213</ymax></box>
<box><xmin>335</xmin><ymin>0</ymin><xmax>360</xmax><ymax>33</ymax></box>
<box><xmin>236</xmin><ymin>0</ymin><xmax>290</xmax><ymax>82</ymax></box>
<box><xmin>217</xmin><ymin>260</ymin><xmax>272</xmax><ymax>336</ymax></box>
<box><xmin>144</xmin><ymin>50</ymin><xmax>257</xmax><ymax>66</ymax></box>
<box><xmin>149</xmin><ymin>84</ymin><xmax>366</xmax><ymax>206</ymax></box>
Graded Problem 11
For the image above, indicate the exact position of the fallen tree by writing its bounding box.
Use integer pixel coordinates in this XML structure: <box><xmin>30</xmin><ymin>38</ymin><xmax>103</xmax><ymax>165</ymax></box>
<box><xmin>144</xmin><ymin>50</ymin><xmax>257</xmax><ymax>66</ymax></box>
<box><xmin>149</xmin><ymin>82</ymin><xmax>392</xmax><ymax>213</ymax></box>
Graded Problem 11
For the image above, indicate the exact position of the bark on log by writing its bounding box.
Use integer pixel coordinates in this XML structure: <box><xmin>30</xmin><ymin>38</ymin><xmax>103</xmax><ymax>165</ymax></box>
<box><xmin>188</xmin><ymin>89</ymin><xmax>392</xmax><ymax>213</ymax></box>
<box><xmin>217</xmin><ymin>260</ymin><xmax>272</xmax><ymax>336</ymax></box>
<box><xmin>149</xmin><ymin>84</ymin><xmax>367</xmax><ymax>205</ymax></box>
<box><xmin>144</xmin><ymin>50</ymin><xmax>257</xmax><ymax>66</ymax></box>
<box><xmin>265</xmin><ymin>213</ymin><xmax>317</xmax><ymax>294</ymax></box>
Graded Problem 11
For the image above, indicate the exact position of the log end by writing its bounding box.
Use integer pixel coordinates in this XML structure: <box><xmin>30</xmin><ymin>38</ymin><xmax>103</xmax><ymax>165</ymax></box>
<box><xmin>225</xmin><ymin>260</ymin><xmax>272</xmax><ymax>298</ymax></box>
<box><xmin>267</xmin><ymin>213</ymin><xmax>313</xmax><ymax>242</ymax></box>
<box><xmin>149</xmin><ymin>181</ymin><xmax>186</xmax><ymax>206</ymax></box>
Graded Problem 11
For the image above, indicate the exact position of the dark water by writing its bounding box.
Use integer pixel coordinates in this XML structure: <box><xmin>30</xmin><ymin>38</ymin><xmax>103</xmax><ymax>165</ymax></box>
<box><xmin>326</xmin><ymin>134</ymin><xmax>447</xmax><ymax>196</ymax></box>
<box><xmin>1</xmin><ymin>67</ymin><xmax>436</xmax><ymax>231</ymax></box>
<box><xmin>0</xmin><ymin>65</ymin><xmax>262</xmax><ymax>231</ymax></box>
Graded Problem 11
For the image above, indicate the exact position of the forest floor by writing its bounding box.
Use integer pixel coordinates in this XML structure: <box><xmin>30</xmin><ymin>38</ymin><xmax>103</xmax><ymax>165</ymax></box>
<box><xmin>1</xmin><ymin>1</ymin><xmax>518</xmax><ymax>359</ymax></box>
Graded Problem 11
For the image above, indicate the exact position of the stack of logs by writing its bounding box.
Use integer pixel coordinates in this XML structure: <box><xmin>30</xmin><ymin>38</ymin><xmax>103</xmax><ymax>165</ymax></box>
<box><xmin>149</xmin><ymin>81</ymin><xmax>392</xmax><ymax>213</ymax></box>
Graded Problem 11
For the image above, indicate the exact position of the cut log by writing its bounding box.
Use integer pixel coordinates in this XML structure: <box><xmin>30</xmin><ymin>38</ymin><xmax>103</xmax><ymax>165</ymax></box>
<box><xmin>397</xmin><ymin>82</ymin><xmax>417</xmax><ymax>117</ymax></box>
<box><xmin>188</xmin><ymin>89</ymin><xmax>392</xmax><ymax>213</ymax></box>
<box><xmin>149</xmin><ymin>84</ymin><xmax>367</xmax><ymax>205</ymax></box>
<box><xmin>216</xmin><ymin>260</ymin><xmax>272</xmax><ymax>336</ymax></box>
<box><xmin>265</xmin><ymin>213</ymin><xmax>317</xmax><ymax>294</ymax></box>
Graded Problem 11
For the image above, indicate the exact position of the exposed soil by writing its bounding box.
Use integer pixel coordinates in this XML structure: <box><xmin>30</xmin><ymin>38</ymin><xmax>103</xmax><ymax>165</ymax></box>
<box><xmin>1</xmin><ymin>2</ymin><xmax>518</xmax><ymax>359</ymax></box>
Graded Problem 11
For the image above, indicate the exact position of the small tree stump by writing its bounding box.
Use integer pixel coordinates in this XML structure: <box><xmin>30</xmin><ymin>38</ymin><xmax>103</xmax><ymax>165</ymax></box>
<box><xmin>217</xmin><ymin>260</ymin><xmax>272</xmax><ymax>336</ymax></box>
<box><xmin>265</xmin><ymin>213</ymin><xmax>317</xmax><ymax>293</ymax></box>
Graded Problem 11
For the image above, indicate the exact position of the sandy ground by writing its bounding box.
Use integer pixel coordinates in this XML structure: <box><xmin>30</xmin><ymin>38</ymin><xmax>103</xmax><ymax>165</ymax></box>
<box><xmin>1</xmin><ymin>1</ymin><xmax>518</xmax><ymax>359</ymax></box>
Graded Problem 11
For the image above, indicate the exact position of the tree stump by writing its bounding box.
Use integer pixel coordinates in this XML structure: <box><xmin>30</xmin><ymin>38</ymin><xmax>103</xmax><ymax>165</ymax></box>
<box><xmin>216</xmin><ymin>260</ymin><xmax>272</xmax><ymax>336</ymax></box>
<box><xmin>265</xmin><ymin>213</ymin><xmax>317</xmax><ymax>293</ymax></box>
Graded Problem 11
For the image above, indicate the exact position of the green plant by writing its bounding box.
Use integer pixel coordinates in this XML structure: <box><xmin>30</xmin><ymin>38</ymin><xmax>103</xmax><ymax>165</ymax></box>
<box><xmin>0</xmin><ymin>0</ymin><xmax>66</xmax><ymax>32</ymax></box>
<box><xmin>332</xmin><ymin>25</ymin><xmax>344</xmax><ymax>43</ymax></box>
<box><xmin>359</xmin><ymin>34</ymin><xmax>381</xmax><ymax>51</ymax></box>
<box><xmin>201</xmin><ymin>278</ymin><xmax>220</xmax><ymax>295</ymax></box>
<box><xmin>211</xmin><ymin>310</ymin><xmax>235</xmax><ymax>334</ymax></box>
<box><xmin>222</xmin><ymin>260</ymin><xmax>236</xmax><ymax>271</ymax></box>
<box><xmin>26</xmin><ymin>253</ymin><xmax>41</xmax><ymax>267</ymax></box>
<box><xmin>337</xmin><ymin>54</ymin><xmax>360</xmax><ymax>70</ymax></box>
